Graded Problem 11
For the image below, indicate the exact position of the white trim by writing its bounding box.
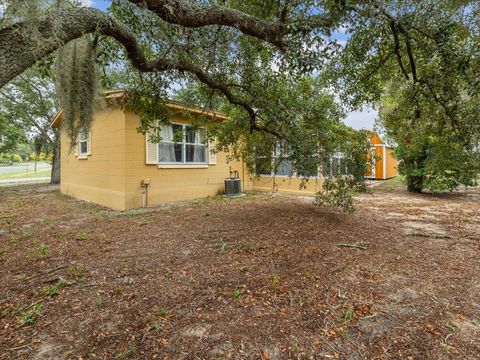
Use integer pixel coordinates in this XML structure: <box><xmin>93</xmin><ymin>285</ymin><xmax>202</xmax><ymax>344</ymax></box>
<box><xmin>158</xmin><ymin>164</ymin><xmax>208</xmax><ymax>169</ymax></box>
<box><xmin>79</xmin><ymin>130</ymin><xmax>89</xmax><ymax>156</ymax></box>
<box><xmin>257</xmin><ymin>174</ymin><xmax>320</xmax><ymax>179</ymax></box>
<box><xmin>78</xmin><ymin>155</ymin><xmax>88</xmax><ymax>160</ymax></box>
<box><xmin>382</xmin><ymin>145</ymin><xmax>387</xmax><ymax>180</ymax></box>
<box><xmin>158</xmin><ymin>122</ymin><xmax>208</xmax><ymax>165</ymax></box>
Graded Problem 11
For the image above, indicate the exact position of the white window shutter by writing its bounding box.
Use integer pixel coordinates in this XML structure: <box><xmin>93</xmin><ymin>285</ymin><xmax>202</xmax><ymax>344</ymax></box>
<box><xmin>87</xmin><ymin>131</ymin><xmax>92</xmax><ymax>155</ymax></box>
<box><xmin>145</xmin><ymin>128</ymin><xmax>158</xmax><ymax>165</ymax></box>
<box><xmin>208</xmin><ymin>138</ymin><xmax>217</xmax><ymax>165</ymax></box>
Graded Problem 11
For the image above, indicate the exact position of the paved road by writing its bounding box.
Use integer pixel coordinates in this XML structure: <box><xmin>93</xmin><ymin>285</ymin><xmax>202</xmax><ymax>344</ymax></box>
<box><xmin>0</xmin><ymin>162</ymin><xmax>51</xmax><ymax>174</ymax></box>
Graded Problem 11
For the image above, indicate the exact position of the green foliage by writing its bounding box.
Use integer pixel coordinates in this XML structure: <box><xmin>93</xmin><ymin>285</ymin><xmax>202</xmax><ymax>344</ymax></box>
<box><xmin>0</xmin><ymin>153</ymin><xmax>22</xmax><ymax>163</ymax></box>
<box><xmin>330</xmin><ymin>0</ymin><xmax>480</xmax><ymax>193</ymax></box>
<box><xmin>315</xmin><ymin>178</ymin><xmax>356</xmax><ymax>213</ymax></box>
<box><xmin>0</xmin><ymin>66</ymin><xmax>56</xmax><ymax>154</ymax></box>
<box><xmin>37</xmin><ymin>243</ymin><xmax>49</xmax><ymax>256</ymax></box>
<box><xmin>67</xmin><ymin>264</ymin><xmax>84</xmax><ymax>278</ymax></box>
<box><xmin>154</xmin><ymin>307</ymin><xmax>168</xmax><ymax>317</ymax></box>
<box><xmin>270</xmin><ymin>274</ymin><xmax>279</xmax><ymax>292</ymax></box>
<box><xmin>30</xmin><ymin>152</ymin><xmax>52</xmax><ymax>162</ymax></box>
<box><xmin>43</xmin><ymin>279</ymin><xmax>65</xmax><ymax>297</ymax></box>
<box><xmin>19</xmin><ymin>302</ymin><xmax>43</xmax><ymax>326</ymax></box>
<box><xmin>75</xmin><ymin>230</ymin><xmax>87</xmax><ymax>241</ymax></box>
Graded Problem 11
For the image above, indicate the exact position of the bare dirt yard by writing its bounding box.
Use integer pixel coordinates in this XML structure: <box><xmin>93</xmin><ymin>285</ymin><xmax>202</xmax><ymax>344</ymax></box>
<box><xmin>0</xmin><ymin>182</ymin><xmax>479</xmax><ymax>359</ymax></box>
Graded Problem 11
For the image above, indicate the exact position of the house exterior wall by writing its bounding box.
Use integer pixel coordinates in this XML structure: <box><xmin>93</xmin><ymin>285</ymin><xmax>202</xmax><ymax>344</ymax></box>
<box><xmin>250</xmin><ymin>175</ymin><xmax>322</xmax><ymax>196</ymax></box>
<box><xmin>60</xmin><ymin>108</ymin><xmax>127</xmax><ymax>210</ymax></box>
<box><xmin>122</xmin><ymin>110</ymin><xmax>244</xmax><ymax>209</ymax></box>
<box><xmin>386</xmin><ymin>148</ymin><xmax>398</xmax><ymax>179</ymax></box>
<box><xmin>59</xmin><ymin>112</ymin><xmax>397</xmax><ymax>209</ymax></box>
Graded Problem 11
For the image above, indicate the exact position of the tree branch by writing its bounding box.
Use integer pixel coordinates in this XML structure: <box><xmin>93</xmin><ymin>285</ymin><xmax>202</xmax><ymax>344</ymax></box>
<box><xmin>128</xmin><ymin>0</ymin><xmax>287</xmax><ymax>49</ymax></box>
<box><xmin>0</xmin><ymin>7</ymin><xmax>284</xmax><ymax>136</ymax></box>
<box><xmin>388</xmin><ymin>20</ymin><xmax>410</xmax><ymax>81</ymax></box>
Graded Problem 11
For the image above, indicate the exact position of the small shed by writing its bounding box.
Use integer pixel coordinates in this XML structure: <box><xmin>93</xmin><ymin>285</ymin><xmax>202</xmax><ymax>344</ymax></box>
<box><xmin>365</xmin><ymin>132</ymin><xmax>398</xmax><ymax>180</ymax></box>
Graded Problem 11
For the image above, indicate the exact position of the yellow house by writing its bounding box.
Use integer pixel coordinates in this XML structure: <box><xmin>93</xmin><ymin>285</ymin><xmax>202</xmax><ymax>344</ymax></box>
<box><xmin>365</xmin><ymin>131</ymin><xmax>398</xmax><ymax>180</ymax></box>
<box><xmin>52</xmin><ymin>93</ymin><xmax>397</xmax><ymax>210</ymax></box>
<box><xmin>51</xmin><ymin>91</ymin><xmax>249</xmax><ymax>210</ymax></box>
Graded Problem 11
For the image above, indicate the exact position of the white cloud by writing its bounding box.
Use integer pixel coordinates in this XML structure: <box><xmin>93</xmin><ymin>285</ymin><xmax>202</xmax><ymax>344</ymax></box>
<box><xmin>78</xmin><ymin>0</ymin><xmax>94</xmax><ymax>6</ymax></box>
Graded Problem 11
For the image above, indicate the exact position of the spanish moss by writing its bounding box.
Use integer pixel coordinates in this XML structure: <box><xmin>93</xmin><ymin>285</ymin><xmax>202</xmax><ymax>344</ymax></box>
<box><xmin>56</xmin><ymin>36</ymin><xmax>101</xmax><ymax>148</ymax></box>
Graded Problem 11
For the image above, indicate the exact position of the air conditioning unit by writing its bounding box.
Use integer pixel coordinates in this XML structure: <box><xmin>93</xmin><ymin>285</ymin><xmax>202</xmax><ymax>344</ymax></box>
<box><xmin>224</xmin><ymin>177</ymin><xmax>241</xmax><ymax>196</ymax></box>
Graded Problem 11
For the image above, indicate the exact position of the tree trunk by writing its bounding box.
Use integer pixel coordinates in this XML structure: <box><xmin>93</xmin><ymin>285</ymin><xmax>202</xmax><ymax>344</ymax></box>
<box><xmin>50</xmin><ymin>129</ymin><xmax>61</xmax><ymax>184</ymax></box>
<box><xmin>406</xmin><ymin>180</ymin><xmax>423</xmax><ymax>193</ymax></box>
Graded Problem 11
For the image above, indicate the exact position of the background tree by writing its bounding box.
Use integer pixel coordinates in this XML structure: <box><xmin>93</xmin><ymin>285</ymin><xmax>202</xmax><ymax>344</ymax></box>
<box><xmin>329</xmin><ymin>0</ymin><xmax>480</xmax><ymax>192</ymax></box>
<box><xmin>0</xmin><ymin>66</ymin><xmax>60</xmax><ymax>183</ymax></box>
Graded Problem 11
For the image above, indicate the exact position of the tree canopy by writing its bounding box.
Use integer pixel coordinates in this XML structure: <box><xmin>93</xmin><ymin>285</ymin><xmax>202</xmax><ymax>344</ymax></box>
<box><xmin>0</xmin><ymin>0</ymin><xmax>479</xmax><ymax>195</ymax></box>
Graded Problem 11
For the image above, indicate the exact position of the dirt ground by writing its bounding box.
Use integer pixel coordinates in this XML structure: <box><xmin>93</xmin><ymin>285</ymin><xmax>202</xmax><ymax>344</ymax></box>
<box><xmin>0</xmin><ymin>182</ymin><xmax>479</xmax><ymax>359</ymax></box>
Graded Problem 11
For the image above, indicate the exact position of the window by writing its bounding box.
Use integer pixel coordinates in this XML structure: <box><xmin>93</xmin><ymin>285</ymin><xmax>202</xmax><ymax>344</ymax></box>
<box><xmin>158</xmin><ymin>123</ymin><xmax>206</xmax><ymax>164</ymax></box>
<box><xmin>323</xmin><ymin>152</ymin><xmax>348</xmax><ymax>177</ymax></box>
<box><xmin>79</xmin><ymin>130</ymin><xmax>89</xmax><ymax>156</ymax></box>
<box><xmin>255</xmin><ymin>142</ymin><xmax>318</xmax><ymax>177</ymax></box>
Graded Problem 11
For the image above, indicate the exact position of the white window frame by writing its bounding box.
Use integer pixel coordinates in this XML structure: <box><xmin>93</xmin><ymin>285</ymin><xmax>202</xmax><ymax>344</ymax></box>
<box><xmin>158</xmin><ymin>123</ymin><xmax>207</xmax><ymax>166</ymax></box>
<box><xmin>78</xmin><ymin>130</ymin><xmax>89</xmax><ymax>158</ymax></box>
<box><xmin>256</xmin><ymin>144</ymin><xmax>320</xmax><ymax>178</ymax></box>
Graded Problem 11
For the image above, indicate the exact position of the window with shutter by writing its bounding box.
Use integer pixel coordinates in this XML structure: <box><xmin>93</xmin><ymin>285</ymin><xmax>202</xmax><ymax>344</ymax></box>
<box><xmin>157</xmin><ymin>123</ymin><xmax>207</xmax><ymax>165</ymax></box>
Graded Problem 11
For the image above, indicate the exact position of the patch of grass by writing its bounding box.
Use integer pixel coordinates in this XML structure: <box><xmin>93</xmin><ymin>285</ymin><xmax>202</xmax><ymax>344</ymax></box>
<box><xmin>37</xmin><ymin>243</ymin><xmax>50</xmax><ymax>256</ymax></box>
<box><xmin>27</xmin><ymin>242</ymin><xmax>50</xmax><ymax>259</ymax></box>
<box><xmin>68</xmin><ymin>264</ymin><xmax>84</xmax><ymax>278</ymax></box>
<box><xmin>375</xmin><ymin>176</ymin><xmax>405</xmax><ymax>191</ymax></box>
<box><xmin>94</xmin><ymin>295</ymin><xmax>106</xmax><ymax>307</ymax></box>
<box><xmin>0</xmin><ymin>168</ymin><xmax>51</xmax><ymax>181</ymax></box>
<box><xmin>192</xmin><ymin>195</ymin><xmax>225</xmax><ymax>206</ymax></box>
<box><xmin>43</xmin><ymin>278</ymin><xmax>66</xmax><ymax>298</ymax></box>
<box><xmin>115</xmin><ymin>344</ymin><xmax>138</xmax><ymax>359</ymax></box>
<box><xmin>164</xmin><ymin>267</ymin><xmax>173</xmax><ymax>278</ymax></box>
<box><xmin>270</xmin><ymin>275</ymin><xmax>279</xmax><ymax>292</ymax></box>
<box><xmin>233</xmin><ymin>289</ymin><xmax>241</xmax><ymax>300</ymax></box>
<box><xmin>19</xmin><ymin>302</ymin><xmax>43</xmax><ymax>326</ymax></box>
<box><xmin>215</xmin><ymin>240</ymin><xmax>227</xmax><ymax>253</ymax></box>
<box><xmin>337</xmin><ymin>304</ymin><xmax>354</xmax><ymax>324</ymax></box>
<box><xmin>154</xmin><ymin>307</ymin><xmax>168</xmax><ymax>317</ymax></box>
<box><xmin>75</xmin><ymin>230</ymin><xmax>87</xmax><ymax>241</ymax></box>
<box><xmin>115</xmin><ymin>287</ymin><xmax>124</xmax><ymax>295</ymax></box>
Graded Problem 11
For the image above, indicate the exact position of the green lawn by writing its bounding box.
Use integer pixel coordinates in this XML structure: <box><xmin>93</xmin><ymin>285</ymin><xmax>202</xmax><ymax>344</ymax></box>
<box><xmin>0</xmin><ymin>168</ymin><xmax>51</xmax><ymax>181</ymax></box>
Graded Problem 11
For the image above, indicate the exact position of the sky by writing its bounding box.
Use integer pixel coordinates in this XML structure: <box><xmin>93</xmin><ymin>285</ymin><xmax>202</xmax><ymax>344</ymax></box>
<box><xmin>87</xmin><ymin>1</ymin><xmax>377</xmax><ymax>130</ymax></box>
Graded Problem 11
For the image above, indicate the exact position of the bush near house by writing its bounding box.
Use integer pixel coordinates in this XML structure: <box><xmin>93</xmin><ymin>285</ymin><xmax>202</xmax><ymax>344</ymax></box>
<box><xmin>29</xmin><ymin>152</ymin><xmax>53</xmax><ymax>163</ymax></box>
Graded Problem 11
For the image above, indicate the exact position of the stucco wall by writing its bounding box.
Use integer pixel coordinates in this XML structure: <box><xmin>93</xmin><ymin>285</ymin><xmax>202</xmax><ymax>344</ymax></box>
<box><xmin>60</xmin><ymin>108</ymin><xmax>127</xmax><ymax>210</ymax></box>
<box><xmin>123</xmin><ymin>110</ymin><xmax>244</xmax><ymax>209</ymax></box>
<box><xmin>250</xmin><ymin>175</ymin><xmax>322</xmax><ymax>196</ymax></box>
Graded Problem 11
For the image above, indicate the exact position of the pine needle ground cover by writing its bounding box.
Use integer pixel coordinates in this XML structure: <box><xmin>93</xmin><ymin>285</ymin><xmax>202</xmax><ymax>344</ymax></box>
<box><xmin>0</xmin><ymin>184</ymin><xmax>479</xmax><ymax>359</ymax></box>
